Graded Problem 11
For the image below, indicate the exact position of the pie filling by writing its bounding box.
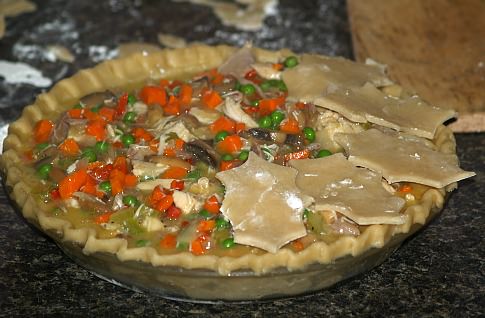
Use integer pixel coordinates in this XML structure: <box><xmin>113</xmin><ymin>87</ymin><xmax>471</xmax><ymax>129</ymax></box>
<box><xmin>13</xmin><ymin>49</ymin><xmax>474</xmax><ymax>258</ymax></box>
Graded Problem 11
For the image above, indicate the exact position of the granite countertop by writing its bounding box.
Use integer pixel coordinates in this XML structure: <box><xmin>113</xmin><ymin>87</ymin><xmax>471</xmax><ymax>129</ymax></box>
<box><xmin>0</xmin><ymin>0</ymin><xmax>483</xmax><ymax>316</ymax></box>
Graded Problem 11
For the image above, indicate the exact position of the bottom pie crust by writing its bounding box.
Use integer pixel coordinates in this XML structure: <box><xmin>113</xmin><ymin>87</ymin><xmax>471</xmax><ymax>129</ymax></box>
<box><xmin>0</xmin><ymin>45</ymin><xmax>455</xmax><ymax>277</ymax></box>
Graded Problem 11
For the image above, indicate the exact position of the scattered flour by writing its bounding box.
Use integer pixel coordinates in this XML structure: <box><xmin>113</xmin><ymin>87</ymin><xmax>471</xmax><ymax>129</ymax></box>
<box><xmin>88</xmin><ymin>45</ymin><xmax>118</xmax><ymax>63</ymax></box>
<box><xmin>0</xmin><ymin>60</ymin><xmax>52</xmax><ymax>87</ymax></box>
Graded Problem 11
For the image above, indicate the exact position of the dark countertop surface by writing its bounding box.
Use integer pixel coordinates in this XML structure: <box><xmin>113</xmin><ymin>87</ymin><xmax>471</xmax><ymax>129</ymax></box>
<box><xmin>0</xmin><ymin>1</ymin><xmax>483</xmax><ymax>317</ymax></box>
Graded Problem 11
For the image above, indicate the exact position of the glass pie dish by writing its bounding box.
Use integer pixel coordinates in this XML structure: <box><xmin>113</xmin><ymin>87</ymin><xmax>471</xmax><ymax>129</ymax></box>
<box><xmin>1</xmin><ymin>187</ymin><xmax>443</xmax><ymax>302</ymax></box>
<box><xmin>0</xmin><ymin>45</ymin><xmax>469</xmax><ymax>302</ymax></box>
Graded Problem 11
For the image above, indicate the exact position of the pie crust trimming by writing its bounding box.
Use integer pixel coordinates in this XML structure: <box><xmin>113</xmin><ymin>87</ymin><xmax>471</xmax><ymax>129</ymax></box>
<box><xmin>0</xmin><ymin>45</ymin><xmax>474</xmax><ymax>276</ymax></box>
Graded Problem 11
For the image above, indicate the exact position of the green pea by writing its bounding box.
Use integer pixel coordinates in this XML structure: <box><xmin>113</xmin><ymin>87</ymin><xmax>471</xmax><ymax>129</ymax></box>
<box><xmin>303</xmin><ymin>127</ymin><xmax>316</xmax><ymax>142</ymax></box>
<box><xmin>215</xmin><ymin>218</ymin><xmax>230</xmax><ymax>230</ymax></box>
<box><xmin>136</xmin><ymin>239</ymin><xmax>150</xmax><ymax>247</ymax></box>
<box><xmin>185</xmin><ymin>170</ymin><xmax>201</xmax><ymax>181</ymax></box>
<box><xmin>98</xmin><ymin>181</ymin><xmax>112</xmax><ymax>193</ymax></box>
<box><xmin>270</xmin><ymin>111</ymin><xmax>285</xmax><ymax>126</ymax></box>
<box><xmin>260</xmin><ymin>80</ymin><xmax>272</xmax><ymax>92</ymax></box>
<box><xmin>303</xmin><ymin>208</ymin><xmax>311</xmax><ymax>220</ymax></box>
<box><xmin>123</xmin><ymin>195</ymin><xmax>139</xmax><ymax>207</ymax></box>
<box><xmin>221</xmin><ymin>154</ymin><xmax>233</xmax><ymax>161</ymax></box>
<box><xmin>72</xmin><ymin>103</ymin><xmax>83</xmax><ymax>109</ymax></box>
<box><xmin>250</xmin><ymin>100</ymin><xmax>260</xmax><ymax>107</ymax></box>
<box><xmin>90</xmin><ymin>104</ymin><xmax>102</xmax><ymax>113</ymax></box>
<box><xmin>35</xmin><ymin>143</ymin><xmax>50</xmax><ymax>151</ymax></box>
<box><xmin>176</xmin><ymin>241</ymin><xmax>189</xmax><ymax>250</ymax></box>
<box><xmin>123</xmin><ymin>111</ymin><xmax>137</xmax><ymax>124</ymax></box>
<box><xmin>234</xmin><ymin>81</ymin><xmax>242</xmax><ymax>91</ymax></box>
<box><xmin>276</xmin><ymin>80</ymin><xmax>287</xmax><ymax>92</ymax></box>
<box><xmin>37</xmin><ymin>163</ymin><xmax>52</xmax><ymax>179</ymax></box>
<box><xmin>215</xmin><ymin>130</ymin><xmax>229</xmax><ymax>142</ymax></box>
<box><xmin>222</xmin><ymin>238</ymin><xmax>235</xmax><ymax>248</ymax></box>
<box><xmin>316</xmin><ymin>149</ymin><xmax>332</xmax><ymax>158</ymax></box>
<box><xmin>284</xmin><ymin>56</ymin><xmax>299</xmax><ymax>68</ymax></box>
<box><xmin>238</xmin><ymin>150</ymin><xmax>249</xmax><ymax>161</ymax></box>
<box><xmin>172</xmin><ymin>86</ymin><xmax>181</xmax><ymax>96</ymax></box>
<box><xmin>121</xmin><ymin>134</ymin><xmax>135</xmax><ymax>147</ymax></box>
<box><xmin>258</xmin><ymin>115</ymin><xmax>273</xmax><ymax>129</ymax></box>
<box><xmin>94</xmin><ymin>141</ymin><xmax>109</xmax><ymax>153</ymax></box>
<box><xmin>127</xmin><ymin>94</ymin><xmax>137</xmax><ymax>105</ymax></box>
<box><xmin>81</xmin><ymin>148</ymin><xmax>97</xmax><ymax>162</ymax></box>
<box><xmin>198</xmin><ymin>209</ymin><xmax>212</xmax><ymax>219</ymax></box>
<box><xmin>240</xmin><ymin>84</ymin><xmax>256</xmax><ymax>95</ymax></box>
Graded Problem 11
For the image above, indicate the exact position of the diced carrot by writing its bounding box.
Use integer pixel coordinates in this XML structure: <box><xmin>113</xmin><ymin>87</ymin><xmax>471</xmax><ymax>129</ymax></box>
<box><xmin>291</xmin><ymin>240</ymin><xmax>305</xmax><ymax>252</ymax></box>
<box><xmin>203</xmin><ymin>195</ymin><xmax>220</xmax><ymax>214</ymax></box>
<box><xmin>150</xmin><ymin>186</ymin><xmax>165</xmax><ymax>203</ymax></box>
<box><xmin>164</xmin><ymin>95</ymin><xmax>181</xmax><ymax>116</ymax></box>
<box><xmin>284</xmin><ymin>149</ymin><xmax>310</xmax><ymax>162</ymax></box>
<box><xmin>139</xmin><ymin>86</ymin><xmax>167</xmax><ymax>106</ymax></box>
<box><xmin>90</xmin><ymin>163</ymin><xmax>113</xmax><ymax>181</ymax></box>
<box><xmin>169</xmin><ymin>80</ymin><xmax>183</xmax><ymax>90</ymax></box>
<box><xmin>279</xmin><ymin>118</ymin><xmax>300</xmax><ymax>134</ymax></box>
<box><xmin>161</xmin><ymin>166</ymin><xmax>188</xmax><ymax>179</ymax></box>
<box><xmin>149</xmin><ymin>139</ymin><xmax>159</xmax><ymax>152</ymax></box>
<box><xmin>272</xmin><ymin>63</ymin><xmax>284</xmax><ymax>71</ymax></box>
<box><xmin>219</xmin><ymin>159</ymin><xmax>242</xmax><ymax>171</ymax></box>
<box><xmin>259</xmin><ymin>96</ymin><xmax>285</xmax><ymax>116</ymax></box>
<box><xmin>109</xmin><ymin>169</ymin><xmax>126</xmax><ymax>195</ymax></box>
<box><xmin>174</xmin><ymin>138</ymin><xmax>185</xmax><ymax>150</ymax></box>
<box><xmin>113</xmin><ymin>156</ymin><xmax>128</xmax><ymax>174</ymax></box>
<box><xmin>58</xmin><ymin>138</ymin><xmax>80</xmax><ymax>156</ymax></box>
<box><xmin>67</xmin><ymin>108</ymin><xmax>84</xmax><ymax>119</ymax></box>
<box><xmin>85</xmin><ymin>120</ymin><xmax>106</xmax><ymax>141</ymax></box>
<box><xmin>399</xmin><ymin>184</ymin><xmax>413</xmax><ymax>193</ymax></box>
<box><xmin>179</xmin><ymin>84</ymin><xmax>193</xmax><ymax>106</ymax></box>
<box><xmin>235</xmin><ymin>122</ymin><xmax>246</xmax><ymax>133</ymax></box>
<box><xmin>295</xmin><ymin>102</ymin><xmax>306</xmax><ymax>110</ymax></box>
<box><xmin>166</xmin><ymin>205</ymin><xmax>182</xmax><ymax>219</ymax></box>
<box><xmin>190</xmin><ymin>239</ymin><xmax>205</xmax><ymax>255</ymax></box>
<box><xmin>116</xmin><ymin>93</ymin><xmax>128</xmax><ymax>116</ymax></box>
<box><xmin>210</xmin><ymin>116</ymin><xmax>236</xmax><ymax>134</ymax></box>
<box><xmin>24</xmin><ymin>150</ymin><xmax>33</xmax><ymax>161</ymax></box>
<box><xmin>160</xmin><ymin>234</ymin><xmax>177</xmax><ymax>249</ymax></box>
<box><xmin>163</xmin><ymin>147</ymin><xmax>176</xmax><ymax>157</ymax></box>
<box><xmin>170</xmin><ymin>180</ymin><xmax>184</xmax><ymax>191</ymax></box>
<box><xmin>94</xmin><ymin>212</ymin><xmax>114</xmax><ymax>224</ymax></box>
<box><xmin>201</xmin><ymin>90</ymin><xmax>223</xmax><ymax>109</ymax></box>
<box><xmin>159</xmin><ymin>79</ymin><xmax>170</xmax><ymax>88</ymax></box>
<box><xmin>83</xmin><ymin>109</ymin><xmax>102</xmax><ymax>121</ymax></box>
<box><xmin>244</xmin><ymin>69</ymin><xmax>260</xmax><ymax>83</ymax></box>
<box><xmin>50</xmin><ymin>188</ymin><xmax>60</xmax><ymax>200</ymax></box>
<box><xmin>99</xmin><ymin>107</ymin><xmax>116</xmax><ymax>122</ymax></box>
<box><xmin>217</xmin><ymin>135</ymin><xmax>242</xmax><ymax>154</ymax></box>
<box><xmin>34</xmin><ymin>120</ymin><xmax>53</xmax><ymax>143</ymax></box>
<box><xmin>149</xmin><ymin>186</ymin><xmax>174</xmax><ymax>212</ymax></box>
<box><xmin>124</xmin><ymin>174</ymin><xmax>138</xmax><ymax>187</ymax></box>
<box><xmin>58</xmin><ymin>168</ymin><xmax>88</xmax><ymax>199</ymax></box>
<box><xmin>132</xmin><ymin>127</ymin><xmax>153</xmax><ymax>142</ymax></box>
<box><xmin>197</xmin><ymin>220</ymin><xmax>215</xmax><ymax>233</ymax></box>
<box><xmin>154</xmin><ymin>194</ymin><xmax>174</xmax><ymax>212</ymax></box>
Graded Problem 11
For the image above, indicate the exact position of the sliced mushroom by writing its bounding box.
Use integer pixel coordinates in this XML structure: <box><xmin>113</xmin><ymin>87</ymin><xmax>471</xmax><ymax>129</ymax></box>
<box><xmin>73</xmin><ymin>192</ymin><xmax>111</xmax><ymax>213</ymax></box>
<box><xmin>183</xmin><ymin>140</ymin><xmax>219</xmax><ymax>167</ymax></box>
<box><xmin>50</xmin><ymin>113</ymin><xmax>70</xmax><ymax>144</ymax></box>
<box><xmin>48</xmin><ymin>166</ymin><xmax>66</xmax><ymax>183</ymax></box>
<box><xmin>240</xmin><ymin>128</ymin><xmax>287</xmax><ymax>144</ymax></box>
<box><xmin>80</xmin><ymin>90</ymin><xmax>116</xmax><ymax>108</ymax></box>
<box><xmin>149</xmin><ymin>156</ymin><xmax>192</xmax><ymax>170</ymax></box>
<box><xmin>284</xmin><ymin>133</ymin><xmax>306</xmax><ymax>149</ymax></box>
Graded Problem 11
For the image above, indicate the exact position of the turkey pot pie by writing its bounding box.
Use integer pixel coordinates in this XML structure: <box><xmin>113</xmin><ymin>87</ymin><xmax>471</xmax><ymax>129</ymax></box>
<box><xmin>0</xmin><ymin>45</ymin><xmax>474</xmax><ymax>276</ymax></box>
